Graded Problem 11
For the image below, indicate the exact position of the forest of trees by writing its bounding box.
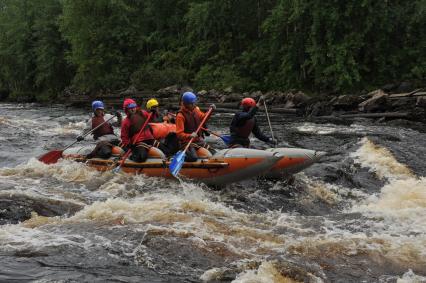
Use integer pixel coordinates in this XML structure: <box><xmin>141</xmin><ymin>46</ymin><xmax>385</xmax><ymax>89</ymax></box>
<box><xmin>0</xmin><ymin>0</ymin><xmax>424</xmax><ymax>102</ymax></box>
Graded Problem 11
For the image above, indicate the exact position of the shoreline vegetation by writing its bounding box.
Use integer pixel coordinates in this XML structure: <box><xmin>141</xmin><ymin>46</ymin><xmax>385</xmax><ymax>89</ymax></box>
<box><xmin>0</xmin><ymin>1</ymin><xmax>424</xmax><ymax>121</ymax></box>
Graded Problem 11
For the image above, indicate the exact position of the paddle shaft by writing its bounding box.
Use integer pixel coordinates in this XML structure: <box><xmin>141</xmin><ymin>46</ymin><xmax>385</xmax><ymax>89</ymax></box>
<box><xmin>116</xmin><ymin>111</ymin><xmax>153</xmax><ymax>169</ymax></box>
<box><xmin>200</xmin><ymin>127</ymin><xmax>223</xmax><ymax>139</ymax></box>
<box><xmin>65</xmin><ymin>115</ymin><xmax>116</xmax><ymax>151</ymax></box>
<box><xmin>263</xmin><ymin>99</ymin><xmax>275</xmax><ymax>147</ymax></box>
<box><xmin>38</xmin><ymin>114</ymin><xmax>117</xmax><ymax>164</ymax></box>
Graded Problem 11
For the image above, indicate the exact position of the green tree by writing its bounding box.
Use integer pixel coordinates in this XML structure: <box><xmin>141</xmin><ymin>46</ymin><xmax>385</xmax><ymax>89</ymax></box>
<box><xmin>60</xmin><ymin>0</ymin><xmax>146</xmax><ymax>92</ymax></box>
<box><xmin>0</xmin><ymin>0</ymin><xmax>36</xmax><ymax>99</ymax></box>
<box><xmin>32</xmin><ymin>0</ymin><xmax>72</xmax><ymax>100</ymax></box>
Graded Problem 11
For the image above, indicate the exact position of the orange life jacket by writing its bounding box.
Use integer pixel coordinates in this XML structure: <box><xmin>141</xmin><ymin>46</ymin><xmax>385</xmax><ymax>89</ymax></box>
<box><xmin>149</xmin><ymin>123</ymin><xmax>176</xmax><ymax>140</ymax></box>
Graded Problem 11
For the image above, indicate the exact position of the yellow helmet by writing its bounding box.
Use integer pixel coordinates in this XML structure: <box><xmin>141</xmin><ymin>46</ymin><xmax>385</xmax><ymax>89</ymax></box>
<box><xmin>146</xmin><ymin>98</ymin><xmax>159</xmax><ymax>110</ymax></box>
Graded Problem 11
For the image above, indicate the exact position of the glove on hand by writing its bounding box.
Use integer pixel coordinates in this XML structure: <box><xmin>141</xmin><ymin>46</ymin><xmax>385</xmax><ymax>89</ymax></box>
<box><xmin>190</xmin><ymin>132</ymin><xmax>198</xmax><ymax>138</ymax></box>
<box><xmin>209</xmin><ymin>104</ymin><xmax>216</xmax><ymax>110</ymax></box>
<box><xmin>115</xmin><ymin>111</ymin><xmax>122</xmax><ymax>118</ymax></box>
<box><xmin>76</xmin><ymin>135</ymin><xmax>84</xmax><ymax>142</ymax></box>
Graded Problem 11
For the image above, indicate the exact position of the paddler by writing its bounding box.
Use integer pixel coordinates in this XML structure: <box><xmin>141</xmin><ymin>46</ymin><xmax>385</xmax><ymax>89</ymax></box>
<box><xmin>120</xmin><ymin>98</ymin><xmax>156</xmax><ymax>162</ymax></box>
<box><xmin>228</xmin><ymin>97</ymin><xmax>277</xmax><ymax>148</ymax></box>
<box><xmin>78</xmin><ymin>100</ymin><xmax>122</xmax><ymax>159</ymax></box>
<box><xmin>175</xmin><ymin>92</ymin><xmax>216</xmax><ymax>162</ymax></box>
<box><xmin>146</xmin><ymin>98</ymin><xmax>176</xmax><ymax>124</ymax></box>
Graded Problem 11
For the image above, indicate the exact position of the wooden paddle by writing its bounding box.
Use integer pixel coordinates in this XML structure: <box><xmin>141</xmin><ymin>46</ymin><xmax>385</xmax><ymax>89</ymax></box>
<box><xmin>113</xmin><ymin>112</ymin><xmax>153</xmax><ymax>173</ymax></box>
<box><xmin>262</xmin><ymin>98</ymin><xmax>276</xmax><ymax>148</ymax></box>
<box><xmin>38</xmin><ymin>115</ymin><xmax>116</xmax><ymax>164</ymax></box>
<box><xmin>169</xmin><ymin>107</ymin><xmax>214</xmax><ymax>177</ymax></box>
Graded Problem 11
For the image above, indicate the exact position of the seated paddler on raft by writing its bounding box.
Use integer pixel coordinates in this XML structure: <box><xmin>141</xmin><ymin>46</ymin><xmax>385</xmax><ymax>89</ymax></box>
<box><xmin>78</xmin><ymin>100</ymin><xmax>122</xmax><ymax>159</ymax></box>
<box><xmin>120</xmin><ymin>98</ymin><xmax>157</xmax><ymax>163</ymax></box>
<box><xmin>229</xmin><ymin>97</ymin><xmax>277</xmax><ymax>148</ymax></box>
<box><xmin>146</xmin><ymin>98</ymin><xmax>176</xmax><ymax>124</ymax></box>
<box><xmin>145</xmin><ymin>98</ymin><xmax>163</xmax><ymax>123</ymax></box>
<box><xmin>175</xmin><ymin>91</ymin><xmax>216</xmax><ymax>162</ymax></box>
<box><xmin>141</xmin><ymin>98</ymin><xmax>178</xmax><ymax>156</ymax></box>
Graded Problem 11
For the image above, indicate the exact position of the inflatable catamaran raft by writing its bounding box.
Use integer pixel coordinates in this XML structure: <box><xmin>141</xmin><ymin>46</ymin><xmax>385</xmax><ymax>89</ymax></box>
<box><xmin>62</xmin><ymin>145</ymin><xmax>325</xmax><ymax>186</ymax></box>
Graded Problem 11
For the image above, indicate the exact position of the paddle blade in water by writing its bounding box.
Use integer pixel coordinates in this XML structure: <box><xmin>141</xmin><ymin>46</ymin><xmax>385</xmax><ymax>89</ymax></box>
<box><xmin>38</xmin><ymin>150</ymin><xmax>63</xmax><ymax>164</ymax></box>
<box><xmin>113</xmin><ymin>165</ymin><xmax>121</xmax><ymax>173</ymax></box>
<box><xmin>169</xmin><ymin>151</ymin><xmax>185</xmax><ymax>177</ymax></box>
<box><xmin>220</xmin><ymin>135</ymin><xmax>231</xmax><ymax>145</ymax></box>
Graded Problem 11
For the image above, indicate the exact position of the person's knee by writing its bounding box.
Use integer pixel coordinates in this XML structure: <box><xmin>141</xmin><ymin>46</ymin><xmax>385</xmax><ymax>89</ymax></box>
<box><xmin>184</xmin><ymin>147</ymin><xmax>198</xmax><ymax>162</ymax></box>
<box><xmin>165</xmin><ymin>133</ymin><xmax>179</xmax><ymax>155</ymax></box>
<box><xmin>130</xmin><ymin>147</ymin><xmax>148</xmax><ymax>162</ymax></box>
<box><xmin>98</xmin><ymin>145</ymin><xmax>112</xmax><ymax>159</ymax></box>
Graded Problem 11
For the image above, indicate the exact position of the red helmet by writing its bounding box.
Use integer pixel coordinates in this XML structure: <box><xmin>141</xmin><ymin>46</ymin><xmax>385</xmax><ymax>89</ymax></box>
<box><xmin>123</xmin><ymin>98</ymin><xmax>137</xmax><ymax>111</ymax></box>
<box><xmin>241</xmin><ymin>98</ymin><xmax>256</xmax><ymax>109</ymax></box>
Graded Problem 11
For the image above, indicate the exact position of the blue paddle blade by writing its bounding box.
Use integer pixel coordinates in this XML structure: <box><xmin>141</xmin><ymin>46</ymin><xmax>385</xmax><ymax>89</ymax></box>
<box><xmin>113</xmin><ymin>165</ymin><xmax>121</xmax><ymax>173</ymax></box>
<box><xmin>169</xmin><ymin>151</ymin><xmax>186</xmax><ymax>176</ymax></box>
<box><xmin>220</xmin><ymin>135</ymin><xmax>231</xmax><ymax>145</ymax></box>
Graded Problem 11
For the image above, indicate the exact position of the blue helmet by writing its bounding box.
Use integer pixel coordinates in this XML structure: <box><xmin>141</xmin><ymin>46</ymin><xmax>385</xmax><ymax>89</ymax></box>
<box><xmin>182</xmin><ymin>92</ymin><xmax>197</xmax><ymax>104</ymax></box>
<box><xmin>92</xmin><ymin>100</ymin><xmax>104</xmax><ymax>111</ymax></box>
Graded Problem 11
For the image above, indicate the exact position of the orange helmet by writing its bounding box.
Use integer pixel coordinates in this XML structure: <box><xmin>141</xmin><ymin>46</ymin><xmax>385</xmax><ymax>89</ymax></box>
<box><xmin>241</xmin><ymin>98</ymin><xmax>256</xmax><ymax>109</ymax></box>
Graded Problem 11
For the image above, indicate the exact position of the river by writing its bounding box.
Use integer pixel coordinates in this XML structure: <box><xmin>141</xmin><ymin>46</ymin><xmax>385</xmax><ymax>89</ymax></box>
<box><xmin>0</xmin><ymin>103</ymin><xmax>425</xmax><ymax>282</ymax></box>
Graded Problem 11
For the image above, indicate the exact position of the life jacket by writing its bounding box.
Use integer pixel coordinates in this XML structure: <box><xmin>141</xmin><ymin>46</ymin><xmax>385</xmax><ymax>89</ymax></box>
<box><xmin>234</xmin><ymin>118</ymin><xmax>255</xmax><ymax>138</ymax></box>
<box><xmin>92</xmin><ymin>115</ymin><xmax>114</xmax><ymax>140</ymax></box>
<box><xmin>149</xmin><ymin>123</ymin><xmax>176</xmax><ymax>140</ymax></box>
<box><xmin>179</xmin><ymin>109</ymin><xmax>202</xmax><ymax>136</ymax></box>
<box><xmin>129</xmin><ymin>110</ymin><xmax>154</xmax><ymax>141</ymax></box>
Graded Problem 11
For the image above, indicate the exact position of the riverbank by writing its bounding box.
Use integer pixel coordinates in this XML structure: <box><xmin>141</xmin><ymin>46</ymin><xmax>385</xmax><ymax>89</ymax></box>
<box><xmin>1</xmin><ymin>83</ymin><xmax>425</xmax><ymax>123</ymax></box>
<box><xmin>62</xmin><ymin>84</ymin><xmax>426</xmax><ymax>123</ymax></box>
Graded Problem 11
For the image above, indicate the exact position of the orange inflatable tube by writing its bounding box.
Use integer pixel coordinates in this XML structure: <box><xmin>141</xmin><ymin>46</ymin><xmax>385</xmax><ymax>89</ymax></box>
<box><xmin>149</xmin><ymin>123</ymin><xmax>176</xmax><ymax>140</ymax></box>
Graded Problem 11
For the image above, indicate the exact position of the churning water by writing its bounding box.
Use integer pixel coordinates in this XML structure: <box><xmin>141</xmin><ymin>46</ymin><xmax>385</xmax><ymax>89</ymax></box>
<box><xmin>0</xmin><ymin>103</ymin><xmax>425</xmax><ymax>282</ymax></box>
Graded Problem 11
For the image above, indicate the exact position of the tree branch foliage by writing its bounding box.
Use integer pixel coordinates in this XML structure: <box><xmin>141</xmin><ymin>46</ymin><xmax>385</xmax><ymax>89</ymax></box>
<box><xmin>0</xmin><ymin>0</ymin><xmax>424</xmax><ymax>100</ymax></box>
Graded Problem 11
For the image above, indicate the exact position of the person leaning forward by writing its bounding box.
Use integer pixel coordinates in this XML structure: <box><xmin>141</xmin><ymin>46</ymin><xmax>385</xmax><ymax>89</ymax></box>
<box><xmin>175</xmin><ymin>92</ymin><xmax>215</xmax><ymax>162</ymax></box>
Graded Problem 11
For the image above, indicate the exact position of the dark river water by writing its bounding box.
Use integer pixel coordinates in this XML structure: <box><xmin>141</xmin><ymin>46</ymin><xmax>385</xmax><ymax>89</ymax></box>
<box><xmin>0</xmin><ymin>103</ymin><xmax>425</xmax><ymax>283</ymax></box>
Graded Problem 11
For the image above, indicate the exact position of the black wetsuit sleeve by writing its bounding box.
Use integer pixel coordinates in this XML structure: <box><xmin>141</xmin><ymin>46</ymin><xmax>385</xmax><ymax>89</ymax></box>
<box><xmin>252</xmin><ymin>118</ymin><xmax>270</xmax><ymax>142</ymax></box>
<box><xmin>230</xmin><ymin>107</ymin><xmax>259</xmax><ymax>136</ymax></box>
<box><xmin>236</xmin><ymin>106</ymin><xmax>257</xmax><ymax>124</ymax></box>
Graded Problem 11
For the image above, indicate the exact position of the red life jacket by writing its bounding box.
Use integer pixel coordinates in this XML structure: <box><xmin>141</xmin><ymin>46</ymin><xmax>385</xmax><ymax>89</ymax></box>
<box><xmin>92</xmin><ymin>115</ymin><xmax>114</xmax><ymax>140</ymax></box>
<box><xmin>180</xmin><ymin>109</ymin><xmax>202</xmax><ymax>136</ymax></box>
<box><xmin>234</xmin><ymin>118</ymin><xmax>255</xmax><ymax>138</ymax></box>
<box><xmin>129</xmin><ymin>110</ymin><xmax>154</xmax><ymax>142</ymax></box>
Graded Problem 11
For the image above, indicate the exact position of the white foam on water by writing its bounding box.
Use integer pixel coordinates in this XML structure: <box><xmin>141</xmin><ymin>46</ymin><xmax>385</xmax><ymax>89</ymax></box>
<box><xmin>350</xmin><ymin>138</ymin><xmax>426</xmax><ymax>233</ymax></box>
<box><xmin>47</xmin><ymin>121</ymin><xmax>86</xmax><ymax>136</ymax></box>
<box><xmin>295</xmin><ymin>174</ymin><xmax>368</xmax><ymax>207</ymax></box>
<box><xmin>285</xmin><ymin>229</ymin><xmax>426</xmax><ymax>272</ymax></box>
<box><xmin>295</xmin><ymin>122</ymin><xmax>339</xmax><ymax>135</ymax></box>
<box><xmin>0</xmin><ymin>158</ymin><xmax>102</xmax><ymax>183</ymax></box>
<box><xmin>353</xmin><ymin>177</ymin><xmax>426</xmax><ymax>222</ymax></box>
<box><xmin>351</xmin><ymin>137</ymin><xmax>414</xmax><ymax>180</ymax></box>
<box><xmin>0</xmin><ymin>224</ymin><xmax>90</xmax><ymax>255</ymax></box>
<box><xmin>63</xmin><ymin>191</ymin><xmax>288</xmax><ymax>258</ymax></box>
<box><xmin>396</xmin><ymin>270</ymin><xmax>426</xmax><ymax>283</ymax></box>
<box><xmin>295</xmin><ymin>122</ymin><xmax>376</xmax><ymax>135</ymax></box>
<box><xmin>200</xmin><ymin>267</ymin><xmax>224</xmax><ymax>282</ymax></box>
<box><xmin>0</xmin><ymin>158</ymin><xmax>113</xmax><ymax>202</ymax></box>
<box><xmin>267</xmin><ymin>160</ymin><xmax>426</xmax><ymax>275</ymax></box>
<box><xmin>231</xmin><ymin>261</ymin><xmax>304</xmax><ymax>283</ymax></box>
